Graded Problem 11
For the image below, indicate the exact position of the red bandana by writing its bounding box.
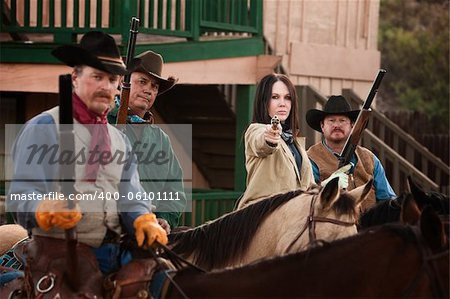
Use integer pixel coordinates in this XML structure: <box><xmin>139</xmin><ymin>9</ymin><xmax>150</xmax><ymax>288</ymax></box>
<box><xmin>72</xmin><ymin>93</ymin><xmax>112</xmax><ymax>182</ymax></box>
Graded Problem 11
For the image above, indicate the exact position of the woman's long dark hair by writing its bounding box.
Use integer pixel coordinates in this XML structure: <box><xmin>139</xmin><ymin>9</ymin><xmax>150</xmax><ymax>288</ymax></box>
<box><xmin>252</xmin><ymin>73</ymin><xmax>300</xmax><ymax>136</ymax></box>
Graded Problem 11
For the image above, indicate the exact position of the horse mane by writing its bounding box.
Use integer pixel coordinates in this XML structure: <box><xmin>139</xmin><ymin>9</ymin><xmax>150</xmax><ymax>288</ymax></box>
<box><xmin>423</xmin><ymin>191</ymin><xmax>450</xmax><ymax>215</ymax></box>
<box><xmin>169</xmin><ymin>189</ymin><xmax>304</xmax><ymax>270</ymax></box>
<box><xmin>333</xmin><ymin>192</ymin><xmax>364</xmax><ymax>219</ymax></box>
<box><xmin>358</xmin><ymin>194</ymin><xmax>406</xmax><ymax>229</ymax></box>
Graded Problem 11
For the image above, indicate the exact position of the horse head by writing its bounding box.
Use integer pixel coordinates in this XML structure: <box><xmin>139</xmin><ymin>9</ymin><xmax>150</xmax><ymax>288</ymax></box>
<box><xmin>400</xmin><ymin>194</ymin><xmax>421</xmax><ymax>225</ymax></box>
<box><xmin>420</xmin><ymin>206</ymin><xmax>448</xmax><ymax>251</ymax></box>
<box><xmin>408</xmin><ymin>176</ymin><xmax>429</xmax><ymax>210</ymax></box>
<box><xmin>320</xmin><ymin>176</ymin><xmax>372</xmax><ymax>214</ymax></box>
<box><xmin>408</xmin><ymin>176</ymin><xmax>450</xmax><ymax>215</ymax></box>
<box><xmin>276</xmin><ymin>178</ymin><xmax>372</xmax><ymax>254</ymax></box>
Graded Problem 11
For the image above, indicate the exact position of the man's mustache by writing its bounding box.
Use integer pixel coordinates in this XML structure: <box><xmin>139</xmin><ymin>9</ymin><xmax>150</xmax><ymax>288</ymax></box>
<box><xmin>332</xmin><ymin>129</ymin><xmax>344</xmax><ymax>133</ymax></box>
<box><xmin>94</xmin><ymin>91</ymin><xmax>113</xmax><ymax>99</ymax></box>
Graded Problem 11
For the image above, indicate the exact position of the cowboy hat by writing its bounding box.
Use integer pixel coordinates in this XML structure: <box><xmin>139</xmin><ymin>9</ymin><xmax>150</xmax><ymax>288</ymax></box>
<box><xmin>51</xmin><ymin>31</ymin><xmax>128</xmax><ymax>75</ymax></box>
<box><xmin>306</xmin><ymin>95</ymin><xmax>360</xmax><ymax>133</ymax></box>
<box><xmin>129</xmin><ymin>50</ymin><xmax>178</xmax><ymax>95</ymax></box>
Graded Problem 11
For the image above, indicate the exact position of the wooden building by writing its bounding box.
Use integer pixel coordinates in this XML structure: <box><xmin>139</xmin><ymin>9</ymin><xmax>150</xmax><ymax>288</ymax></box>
<box><xmin>1</xmin><ymin>0</ymin><xmax>447</xmax><ymax>225</ymax></box>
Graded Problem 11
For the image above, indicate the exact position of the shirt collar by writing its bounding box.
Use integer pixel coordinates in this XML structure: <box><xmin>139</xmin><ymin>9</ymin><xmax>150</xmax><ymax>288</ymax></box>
<box><xmin>321</xmin><ymin>137</ymin><xmax>339</xmax><ymax>155</ymax></box>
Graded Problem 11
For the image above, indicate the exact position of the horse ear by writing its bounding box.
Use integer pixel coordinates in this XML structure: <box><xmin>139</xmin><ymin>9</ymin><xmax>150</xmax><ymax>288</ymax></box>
<box><xmin>407</xmin><ymin>176</ymin><xmax>428</xmax><ymax>210</ymax></box>
<box><xmin>347</xmin><ymin>178</ymin><xmax>373</xmax><ymax>208</ymax></box>
<box><xmin>319</xmin><ymin>177</ymin><xmax>340</xmax><ymax>209</ymax></box>
<box><xmin>420</xmin><ymin>206</ymin><xmax>447</xmax><ymax>251</ymax></box>
<box><xmin>400</xmin><ymin>194</ymin><xmax>420</xmax><ymax>225</ymax></box>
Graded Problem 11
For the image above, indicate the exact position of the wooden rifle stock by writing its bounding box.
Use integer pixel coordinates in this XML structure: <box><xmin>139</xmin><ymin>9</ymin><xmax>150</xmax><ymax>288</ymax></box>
<box><xmin>58</xmin><ymin>74</ymin><xmax>79</xmax><ymax>291</ymax></box>
<box><xmin>338</xmin><ymin>69</ymin><xmax>387</xmax><ymax>168</ymax></box>
<box><xmin>116</xmin><ymin>17</ymin><xmax>140</xmax><ymax>125</ymax></box>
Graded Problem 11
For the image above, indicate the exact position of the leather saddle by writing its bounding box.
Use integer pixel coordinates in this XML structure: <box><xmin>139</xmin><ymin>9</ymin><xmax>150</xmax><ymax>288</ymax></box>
<box><xmin>1</xmin><ymin>236</ymin><xmax>168</xmax><ymax>299</ymax></box>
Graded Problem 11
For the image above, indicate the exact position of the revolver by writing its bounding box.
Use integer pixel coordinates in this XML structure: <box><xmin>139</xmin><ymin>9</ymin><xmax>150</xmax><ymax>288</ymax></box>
<box><xmin>271</xmin><ymin>115</ymin><xmax>280</xmax><ymax>130</ymax></box>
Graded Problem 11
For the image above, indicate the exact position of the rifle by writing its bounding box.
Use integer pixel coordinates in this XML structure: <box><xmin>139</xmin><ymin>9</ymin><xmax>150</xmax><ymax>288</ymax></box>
<box><xmin>337</xmin><ymin>69</ymin><xmax>387</xmax><ymax>168</ymax></box>
<box><xmin>58</xmin><ymin>74</ymin><xmax>79</xmax><ymax>290</ymax></box>
<box><xmin>116</xmin><ymin>17</ymin><xmax>140</xmax><ymax>125</ymax></box>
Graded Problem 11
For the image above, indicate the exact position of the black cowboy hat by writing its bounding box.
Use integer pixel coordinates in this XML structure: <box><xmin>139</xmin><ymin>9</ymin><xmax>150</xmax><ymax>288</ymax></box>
<box><xmin>306</xmin><ymin>95</ymin><xmax>360</xmax><ymax>133</ymax></box>
<box><xmin>51</xmin><ymin>31</ymin><xmax>128</xmax><ymax>75</ymax></box>
<box><xmin>129</xmin><ymin>50</ymin><xmax>178</xmax><ymax>95</ymax></box>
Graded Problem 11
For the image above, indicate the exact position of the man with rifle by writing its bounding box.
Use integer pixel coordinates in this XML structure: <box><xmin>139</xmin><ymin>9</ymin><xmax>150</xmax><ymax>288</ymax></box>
<box><xmin>108</xmin><ymin>50</ymin><xmax>186</xmax><ymax>232</ymax></box>
<box><xmin>7</xmin><ymin>30</ymin><xmax>168</xmax><ymax>284</ymax></box>
<box><xmin>306</xmin><ymin>95</ymin><xmax>396</xmax><ymax>211</ymax></box>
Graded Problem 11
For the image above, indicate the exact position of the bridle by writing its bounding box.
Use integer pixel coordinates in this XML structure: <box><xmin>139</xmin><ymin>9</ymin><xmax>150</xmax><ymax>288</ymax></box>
<box><xmin>284</xmin><ymin>193</ymin><xmax>356</xmax><ymax>253</ymax></box>
<box><xmin>400</xmin><ymin>226</ymin><xmax>448</xmax><ymax>298</ymax></box>
<box><xmin>284</xmin><ymin>193</ymin><xmax>356</xmax><ymax>254</ymax></box>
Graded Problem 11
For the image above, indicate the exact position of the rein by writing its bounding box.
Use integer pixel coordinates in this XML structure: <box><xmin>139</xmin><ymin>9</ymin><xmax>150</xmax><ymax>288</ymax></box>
<box><xmin>284</xmin><ymin>193</ymin><xmax>355</xmax><ymax>253</ymax></box>
<box><xmin>150</xmin><ymin>242</ymin><xmax>208</xmax><ymax>299</ymax></box>
<box><xmin>400</xmin><ymin>226</ymin><xmax>448</xmax><ymax>298</ymax></box>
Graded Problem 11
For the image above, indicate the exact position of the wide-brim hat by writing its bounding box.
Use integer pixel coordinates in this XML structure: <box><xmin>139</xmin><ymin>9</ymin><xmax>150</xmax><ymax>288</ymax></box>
<box><xmin>51</xmin><ymin>31</ymin><xmax>128</xmax><ymax>75</ymax></box>
<box><xmin>129</xmin><ymin>50</ymin><xmax>178</xmax><ymax>95</ymax></box>
<box><xmin>306</xmin><ymin>95</ymin><xmax>360</xmax><ymax>132</ymax></box>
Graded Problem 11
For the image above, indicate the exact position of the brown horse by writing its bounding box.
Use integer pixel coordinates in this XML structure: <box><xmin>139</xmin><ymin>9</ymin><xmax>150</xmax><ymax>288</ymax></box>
<box><xmin>164</xmin><ymin>206</ymin><xmax>449</xmax><ymax>298</ymax></box>
<box><xmin>359</xmin><ymin>176</ymin><xmax>449</xmax><ymax>229</ymax></box>
<box><xmin>169</xmin><ymin>178</ymin><xmax>372</xmax><ymax>270</ymax></box>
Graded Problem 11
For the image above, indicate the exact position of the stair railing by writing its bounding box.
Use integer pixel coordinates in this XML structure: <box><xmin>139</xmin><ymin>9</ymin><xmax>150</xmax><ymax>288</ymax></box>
<box><xmin>343</xmin><ymin>89</ymin><xmax>449</xmax><ymax>193</ymax></box>
<box><xmin>297</xmin><ymin>85</ymin><xmax>447</xmax><ymax>194</ymax></box>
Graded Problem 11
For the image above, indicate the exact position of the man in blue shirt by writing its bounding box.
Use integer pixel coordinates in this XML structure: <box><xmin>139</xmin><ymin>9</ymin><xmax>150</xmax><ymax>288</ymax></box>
<box><xmin>306</xmin><ymin>95</ymin><xmax>396</xmax><ymax>210</ymax></box>
<box><xmin>7</xmin><ymin>31</ymin><xmax>168</xmax><ymax>276</ymax></box>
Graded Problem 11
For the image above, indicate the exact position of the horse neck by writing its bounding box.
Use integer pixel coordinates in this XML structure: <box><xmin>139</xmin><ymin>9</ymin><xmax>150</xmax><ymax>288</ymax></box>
<box><xmin>243</xmin><ymin>191</ymin><xmax>359</xmax><ymax>261</ymax></box>
<box><xmin>240</xmin><ymin>193</ymin><xmax>313</xmax><ymax>261</ymax></box>
<box><xmin>170</xmin><ymin>189</ymin><xmax>304</xmax><ymax>271</ymax></box>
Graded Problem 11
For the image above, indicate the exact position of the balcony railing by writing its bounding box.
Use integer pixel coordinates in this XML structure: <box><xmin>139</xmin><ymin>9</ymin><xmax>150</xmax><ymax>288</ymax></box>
<box><xmin>1</xmin><ymin>0</ymin><xmax>262</xmax><ymax>44</ymax></box>
<box><xmin>181</xmin><ymin>189</ymin><xmax>241</xmax><ymax>226</ymax></box>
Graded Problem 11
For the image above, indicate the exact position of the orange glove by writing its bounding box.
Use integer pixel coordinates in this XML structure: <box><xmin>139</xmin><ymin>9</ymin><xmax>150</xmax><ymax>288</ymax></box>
<box><xmin>133</xmin><ymin>213</ymin><xmax>168</xmax><ymax>248</ymax></box>
<box><xmin>35</xmin><ymin>199</ymin><xmax>82</xmax><ymax>231</ymax></box>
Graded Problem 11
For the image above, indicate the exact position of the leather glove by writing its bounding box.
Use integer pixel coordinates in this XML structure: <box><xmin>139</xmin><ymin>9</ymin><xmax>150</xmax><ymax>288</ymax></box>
<box><xmin>321</xmin><ymin>163</ymin><xmax>352</xmax><ymax>189</ymax></box>
<box><xmin>134</xmin><ymin>213</ymin><xmax>168</xmax><ymax>248</ymax></box>
<box><xmin>157</xmin><ymin>218</ymin><xmax>171</xmax><ymax>234</ymax></box>
<box><xmin>35</xmin><ymin>198</ymin><xmax>82</xmax><ymax>231</ymax></box>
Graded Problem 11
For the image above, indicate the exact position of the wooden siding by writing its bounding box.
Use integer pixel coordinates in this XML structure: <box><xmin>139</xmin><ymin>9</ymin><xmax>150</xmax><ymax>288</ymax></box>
<box><xmin>263</xmin><ymin>0</ymin><xmax>381</xmax><ymax>99</ymax></box>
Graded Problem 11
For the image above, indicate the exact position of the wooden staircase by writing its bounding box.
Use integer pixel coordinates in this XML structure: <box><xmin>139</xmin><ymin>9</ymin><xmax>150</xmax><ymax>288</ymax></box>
<box><xmin>155</xmin><ymin>84</ymin><xmax>236</xmax><ymax>190</ymax></box>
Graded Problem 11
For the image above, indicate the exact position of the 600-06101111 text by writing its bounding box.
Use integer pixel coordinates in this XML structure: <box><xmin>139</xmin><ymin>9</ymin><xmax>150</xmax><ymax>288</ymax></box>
<box><xmin>126</xmin><ymin>191</ymin><xmax>180</xmax><ymax>201</ymax></box>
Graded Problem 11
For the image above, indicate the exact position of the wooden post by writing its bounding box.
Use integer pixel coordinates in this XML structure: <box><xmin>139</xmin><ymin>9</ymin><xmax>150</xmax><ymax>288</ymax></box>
<box><xmin>234</xmin><ymin>85</ymin><xmax>255</xmax><ymax>192</ymax></box>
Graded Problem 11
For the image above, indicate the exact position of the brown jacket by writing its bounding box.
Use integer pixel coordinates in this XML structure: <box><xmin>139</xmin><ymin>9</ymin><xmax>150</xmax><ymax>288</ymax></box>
<box><xmin>307</xmin><ymin>142</ymin><xmax>376</xmax><ymax>211</ymax></box>
<box><xmin>237</xmin><ymin>124</ymin><xmax>314</xmax><ymax>209</ymax></box>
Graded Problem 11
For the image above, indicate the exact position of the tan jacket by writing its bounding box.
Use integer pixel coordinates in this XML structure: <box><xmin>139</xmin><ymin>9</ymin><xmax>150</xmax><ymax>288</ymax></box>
<box><xmin>237</xmin><ymin>124</ymin><xmax>314</xmax><ymax>209</ymax></box>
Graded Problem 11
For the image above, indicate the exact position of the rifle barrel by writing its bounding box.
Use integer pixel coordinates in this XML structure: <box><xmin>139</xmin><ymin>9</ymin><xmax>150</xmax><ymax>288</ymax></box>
<box><xmin>58</xmin><ymin>74</ymin><xmax>75</xmax><ymax>206</ymax></box>
<box><xmin>122</xmin><ymin>17</ymin><xmax>140</xmax><ymax>84</ymax></box>
<box><xmin>58</xmin><ymin>74</ymin><xmax>80</xmax><ymax>291</ymax></box>
<box><xmin>362</xmin><ymin>69</ymin><xmax>386</xmax><ymax>110</ymax></box>
<box><xmin>116</xmin><ymin>17</ymin><xmax>140</xmax><ymax>125</ymax></box>
<box><xmin>337</xmin><ymin>69</ymin><xmax>387</xmax><ymax>168</ymax></box>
